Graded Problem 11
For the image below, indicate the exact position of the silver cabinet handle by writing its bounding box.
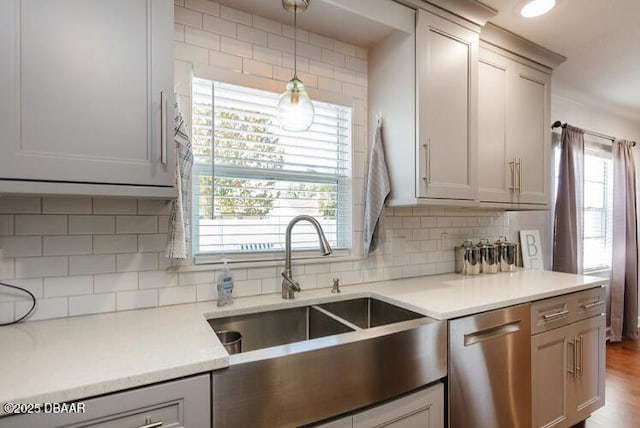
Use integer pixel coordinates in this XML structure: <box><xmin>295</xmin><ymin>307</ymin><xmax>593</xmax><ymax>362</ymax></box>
<box><xmin>516</xmin><ymin>158</ymin><xmax>522</xmax><ymax>193</ymax></box>
<box><xmin>582</xmin><ymin>300</ymin><xmax>604</xmax><ymax>309</ymax></box>
<box><xmin>422</xmin><ymin>139</ymin><xmax>431</xmax><ymax>183</ymax></box>
<box><xmin>577</xmin><ymin>335</ymin><xmax>584</xmax><ymax>376</ymax></box>
<box><xmin>542</xmin><ymin>309</ymin><xmax>569</xmax><ymax>320</ymax></box>
<box><xmin>137</xmin><ymin>420</ymin><xmax>163</xmax><ymax>428</ymax></box>
<box><xmin>508</xmin><ymin>158</ymin><xmax>516</xmax><ymax>191</ymax></box>
<box><xmin>160</xmin><ymin>91</ymin><xmax>167</xmax><ymax>165</ymax></box>
<box><xmin>567</xmin><ymin>339</ymin><xmax>576</xmax><ymax>378</ymax></box>
<box><xmin>464</xmin><ymin>321</ymin><xmax>521</xmax><ymax>346</ymax></box>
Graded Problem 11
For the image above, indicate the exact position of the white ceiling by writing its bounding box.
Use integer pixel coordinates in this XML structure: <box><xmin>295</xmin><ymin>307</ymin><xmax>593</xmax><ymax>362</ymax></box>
<box><xmin>481</xmin><ymin>0</ymin><xmax>640</xmax><ymax>119</ymax></box>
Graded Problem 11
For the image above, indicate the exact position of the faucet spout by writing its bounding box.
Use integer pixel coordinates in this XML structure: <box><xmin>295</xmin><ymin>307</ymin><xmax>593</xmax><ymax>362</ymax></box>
<box><xmin>282</xmin><ymin>215</ymin><xmax>333</xmax><ymax>299</ymax></box>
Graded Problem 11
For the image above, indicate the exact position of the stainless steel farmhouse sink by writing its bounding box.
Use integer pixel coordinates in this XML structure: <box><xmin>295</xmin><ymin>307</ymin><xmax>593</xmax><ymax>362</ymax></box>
<box><xmin>208</xmin><ymin>297</ymin><xmax>447</xmax><ymax>428</ymax></box>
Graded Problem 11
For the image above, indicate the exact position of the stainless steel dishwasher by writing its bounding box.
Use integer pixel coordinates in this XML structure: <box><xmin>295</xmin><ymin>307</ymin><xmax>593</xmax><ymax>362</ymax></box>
<box><xmin>449</xmin><ymin>303</ymin><xmax>531</xmax><ymax>428</ymax></box>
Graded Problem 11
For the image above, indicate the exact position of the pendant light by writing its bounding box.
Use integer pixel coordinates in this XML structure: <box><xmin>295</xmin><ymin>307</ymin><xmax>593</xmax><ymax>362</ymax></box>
<box><xmin>277</xmin><ymin>0</ymin><xmax>314</xmax><ymax>132</ymax></box>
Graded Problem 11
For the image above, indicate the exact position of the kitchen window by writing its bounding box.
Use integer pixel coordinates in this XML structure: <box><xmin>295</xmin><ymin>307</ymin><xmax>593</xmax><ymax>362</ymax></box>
<box><xmin>553</xmin><ymin>139</ymin><xmax>613</xmax><ymax>272</ymax></box>
<box><xmin>191</xmin><ymin>78</ymin><xmax>352</xmax><ymax>263</ymax></box>
<box><xmin>582</xmin><ymin>143</ymin><xmax>613</xmax><ymax>271</ymax></box>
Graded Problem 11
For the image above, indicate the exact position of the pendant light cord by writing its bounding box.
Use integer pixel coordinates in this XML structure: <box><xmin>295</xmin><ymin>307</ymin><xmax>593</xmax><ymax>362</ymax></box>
<box><xmin>293</xmin><ymin>4</ymin><xmax>298</xmax><ymax>79</ymax></box>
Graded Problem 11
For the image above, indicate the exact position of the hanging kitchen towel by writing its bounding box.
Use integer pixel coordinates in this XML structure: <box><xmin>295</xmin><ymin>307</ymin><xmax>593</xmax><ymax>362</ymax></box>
<box><xmin>166</xmin><ymin>99</ymin><xmax>193</xmax><ymax>261</ymax></box>
<box><xmin>363</xmin><ymin>117</ymin><xmax>391</xmax><ymax>255</ymax></box>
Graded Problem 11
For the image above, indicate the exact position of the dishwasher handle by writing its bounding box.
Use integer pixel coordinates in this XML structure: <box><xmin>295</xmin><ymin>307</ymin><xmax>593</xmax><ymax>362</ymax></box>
<box><xmin>464</xmin><ymin>321</ymin><xmax>521</xmax><ymax>346</ymax></box>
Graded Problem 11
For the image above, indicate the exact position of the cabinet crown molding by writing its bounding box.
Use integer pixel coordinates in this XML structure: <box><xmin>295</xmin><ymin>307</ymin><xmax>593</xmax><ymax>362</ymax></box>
<box><xmin>395</xmin><ymin>0</ymin><xmax>497</xmax><ymax>27</ymax></box>
<box><xmin>481</xmin><ymin>23</ymin><xmax>566</xmax><ymax>70</ymax></box>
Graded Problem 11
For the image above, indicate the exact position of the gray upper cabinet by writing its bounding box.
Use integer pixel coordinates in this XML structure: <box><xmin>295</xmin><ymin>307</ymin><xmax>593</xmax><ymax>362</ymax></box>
<box><xmin>369</xmin><ymin>4</ymin><xmax>480</xmax><ymax>206</ymax></box>
<box><xmin>0</xmin><ymin>0</ymin><xmax>175</xmax><ymax>197</ymax></box>
<box><xmin>416</xmin><ymin>9</ymin><xmax>478</xmax><ymax>201</ymax></box>
<box><xmin>478</xmin><ymin>23</ymin><xmax>564</xmax><ymax>209</ymax></box>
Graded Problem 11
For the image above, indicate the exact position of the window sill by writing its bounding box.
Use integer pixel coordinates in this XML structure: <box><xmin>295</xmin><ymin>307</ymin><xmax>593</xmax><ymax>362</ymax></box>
<box><xmin>181</xmin><ymin>249</ymin><xmax>359</xmax><ymax>272</ymax></box>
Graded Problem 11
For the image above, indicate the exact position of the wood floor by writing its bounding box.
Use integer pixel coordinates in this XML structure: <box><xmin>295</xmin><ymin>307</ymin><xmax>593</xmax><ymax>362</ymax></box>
<box><xmin>576</xmin><ymin>339</ymin><xmax>640</xmax><ymax>428</ymax></box>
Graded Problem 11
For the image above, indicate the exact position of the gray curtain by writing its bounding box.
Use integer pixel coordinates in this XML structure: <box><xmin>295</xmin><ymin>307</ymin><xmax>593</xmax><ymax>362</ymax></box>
<box><xmin>610</xmin><ymin>140</ymin><xmax>639</xmax><ymax>341</ymax></box>
<box><xmin>553</xmin><ymin>125</ymin><xmax>584</xmax><ymax>274</ymax></box>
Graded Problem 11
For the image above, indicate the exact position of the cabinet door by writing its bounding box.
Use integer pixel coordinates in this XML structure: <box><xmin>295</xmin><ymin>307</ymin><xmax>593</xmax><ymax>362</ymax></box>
<box><xmin>353</xmin><ymin>383</ymin><xmax>444</xmax><ymax>428</ymax></box>
<box><xmin>567</xmin><ymin>315</ymin><xmax>606</xmax><ymax>426</ymax></box>
<box><xmin>509</xmin><ymin>62</ymin><xmax>551</xmax><ymax>205</ymax></box>
<box><xmin>478</xmin><ymin>48</ymin><xmax>512</xmax><ymax>203</ymax></box>
<box><xmin>531</xmin><ymin>327</ymin><xmax>571</xmax><ymax>428</ymax></box>
<box><xmin>416</xmin><ymin>10</ymin><xmax>478</xmax><ymax>200</ymax></box>
<box><xmin>0</xmin><ymin>0</ymin><xmax>174</xmax><ymax>188</ymax></box>
<box><xmin>0</xmin><ymin>374</ymin><xmax>210</xmax><ymax>428</ymax></box>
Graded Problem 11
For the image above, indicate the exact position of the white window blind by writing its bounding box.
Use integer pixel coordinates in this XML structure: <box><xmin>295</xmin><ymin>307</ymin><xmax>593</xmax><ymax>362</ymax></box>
<box><xmin>583</xmin><ymin>142</ymin><xmax>613</xmax><ymax>271</ymax></box>
<box><xmin>191</xmin><ymin>78</ymin><xmax>352</xmax><ymax>261</ymax></box>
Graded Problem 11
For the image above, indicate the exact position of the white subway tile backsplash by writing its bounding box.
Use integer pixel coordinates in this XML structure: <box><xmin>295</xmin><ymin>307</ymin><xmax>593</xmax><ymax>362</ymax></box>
<box><xmin>139</xmin><ymin>270</ymin><xmax>178</xmax><ymax>289</ymax></box>
<box><xmin>116</xmin><ymin>289</ymin><xmax>158</xmax><ymax>311</ymax></box>
<box><xmin>253</xmin><ymin>46</ymin><xmax>281</xmax><ymax>65</ymax></box>
<box><xmin>43</xmin><ymin>235</ymin><xmax>92</xmax><ymax>256</ymax></box>
<box><xmin>296</xmin><ymin>41</ymin><xmax>322</xmax><ymax>61</ymax></box>
<box><xmin>221</xmin><ymin>36</ymin><xmax>252</xmax><ymax>58</ymax></box>
<box><xmin>234</xmin><ymin>279</ymin><xmax>262</xmax><ymax>297</ymax></box>
<box><xmin>185</xmin><ymin>27</ymin><xmax>220</xmax><ymax>50</ymax></box>
<box><xmin>16</xmin><ymin>297</ymin><xmax>68</xmax><ymax>321</ymax></box>
<box><xmin>322</xmin><ymin>48</ymin><xmax>345</xmax><ymax>67</ymax></box>
<box><xmin>243</xmin><ymin>58</ymin><xmax>272</xmax><ymax>78</ymax></box>
<box><xmin>137</xmin><ymin>200</ymin><xmax>172</xmax><ymax>216</ymax></box>
<box><xmin>92</xmin><ymin>199</ymin><xmax>137</xmax><ymax>215</ymax></box>
<box><xmin>184</xmin><ymin>0</ymin><xmax>220</xmax><ymax>16</ymax></box>
<box><xmin>220</xmin><ymin>5</ymin><xmax>251</xmax><ymax>25</ymax></box>
<box><xmin>175</xmin><ymin>41</ymin><xmax>209</xmax><ymax>64</ymax></box>
<box><xmin>174</xmin><ymin>5</ymin><xmax>203</xmax><ymax>28</ymax></box>
<box><xmin>69</xmin><ymin>255</ymin><xmax>115</xmax><ymax>275</ymax></box>
<box><xmin>0</xmin><ymin>237</ymin><xmax>41</xmax><ymax>257</ymax></box>
<box><xmin>159</xmin><ymin>285</ymin><xmax>196</xmax><ymax>306</ymax></box>
<box><xmin>43</xmin><ymin>197</ymin><xmax>92</xmax><ymax>214</ymax></box>
<box><xmin>95</xmin><ymin>272</ymin><xmax>139</xmax><ymax>293</ymax></box>
<box><xmin>93</xmin><ymin>235</ymin><xmax>137</xmax><ymax>254</ymax></box>
<box><xmin>345</xmin><ymin>55</ymin><xmax>367</xmax><ymax>73</ymax></box>
<box><xmin>44</xmin><ymin>275</ymin><xmax>93</xmax><ymax>297</ymax></box>
<box><xmin>15</xmin><ymin>215</ymin><xmax>67</xmax><ymax>236</ymax></box>
<box><xmin>333</xmin><ymin>40</ymin><xmax>357</xmax><ymax>57</ymax></box>
<box><xmin>237</xmin><ymin>24</ymin><xmax>267</xmax><ymax>47</ymax></box>
<box><xmin>0</xmin><ymin>257</ymin><xmax>15</xmax><ymax>280</ymax></box>
<box><xmin>174</xmin><ymin>23</ymin><xmax>185</xmax><ymax>42</ymax></box>
<box><xmin>268</xmin><ymin>33</ymin><xmax>294</xmax><ymax>54</ymax></box>
<box><xmin>0</xmin><ymin>278</ymin><xmax>43</xmax><ymax>302</ymax></box>
<box><xmin>116</xmin><ymin>216</ymin><xmax>157</xmax><ymax>234</ymax></box>
<box><xmin>203</xmin><ymin>14</ymin><xmax>236</xmax><ymax>38</ymax></box>
<box><xmin>252</xmin><ymin>16</ymin><xmax>281</xmax><ymax>34</ymax></box>
<box><xmin>138</xmin><ymin>234</ymin><xmax>167</xmax><ymax>253</ymax></box>
<box><xmin>317</xmin><ymin>76</ymin><xmax>342</xmax><ymax>94</ymax></box>
<box><xmin>209</xmin><ymin>50</ymin><xmax>243</xmax><ymax>71</ymax></box>
<box><xmin>69</xmin><ymin>293</ymin><xmax>116</xmax><ymax>317</ymax></box>
<box><xmin>116</xmin><ymin>253</ymin><xmax>158</xmax><ymax>272</ymax></box>
<box><xmin>309</xmin><ymin>33</ymin><xmax>334</xmax><ymax>49</ymax></box>
<box><xmin>15</xmin><ymin>256</ymin><xmax>67</xmax><ymax>278</ymax></box>
<box><xmin>69</xmin><ymin>216</ymin><xmax>115</xmax><ymax>235</ymax></box>
<box><xmin>196</xmin><ymin>283</ymin><xmax>217</xmax><ymax>301</ymax></box>
<box><xmin>0</xmin><ymin>196</ymin><xmax>41</xmax><ymax>214</ymax></box>
<box><xmin>0</xmin><ymin>215</ymin><xmax>13</xmax><ymax>235</ymax></box>
<box><xmin>179</xmin><ymin>271</ymin><xmax>214</xmax><ymax>286</ymax></box>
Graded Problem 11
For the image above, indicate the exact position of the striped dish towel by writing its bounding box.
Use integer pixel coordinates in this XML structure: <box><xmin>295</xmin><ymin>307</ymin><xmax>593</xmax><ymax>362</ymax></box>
<box><xmin>166</xmin><ymin>100</ymin><xmax>193</xmax><ymax>260</ymax></box>
<box><xmin>363</xmin><ymin>118</ymin><xmax>391</xmax><ymax>255</ymax></box>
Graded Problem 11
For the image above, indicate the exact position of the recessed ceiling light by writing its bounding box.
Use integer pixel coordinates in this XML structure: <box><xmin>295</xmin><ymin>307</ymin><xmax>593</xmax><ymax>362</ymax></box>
<box><xmin>520</xmin><ymin>0</ymin><xmax>556</xmax><ymax>18</ymax></box>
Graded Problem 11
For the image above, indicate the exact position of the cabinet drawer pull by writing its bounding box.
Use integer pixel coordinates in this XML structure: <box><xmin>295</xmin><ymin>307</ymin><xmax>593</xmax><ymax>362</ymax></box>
<box><xmin>160</xmin><ymin>91</ymin><xmax>167</xmax><ymax>165</ymax></box>
<box><xmin>508</xmin><ymin>158</ymin><xmax>516</xmax><ymax>191</ymax></box>
<box><xmin>137</xmin><ymin>419</ymin><xmax>163</xmax><ymax>428</ymax></box>
<box><xmin>577</xmin><ymin>335</ymin><xmax>584</xmax><ymax>376</ymax></box>
<box><xmin>422</xmin><ymin>139</ymin><xmax>431</xmax><ymax>184</ymax></box>
<box><xmin>582</xmin><ymin>300</ymin><xmax>604</xmax><ymax>309</ymax></box>
<box><xmin>542</xmin><ymin>309</ymin><xmax>569</xmax><ymax>320</ymax></box>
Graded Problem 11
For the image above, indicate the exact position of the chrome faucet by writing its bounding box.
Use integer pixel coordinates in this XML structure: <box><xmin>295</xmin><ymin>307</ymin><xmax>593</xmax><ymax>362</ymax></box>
<box><xmin>282</xmin><ymin>215</ymin><xmax>333</xmax><ymax>299</ymax></box>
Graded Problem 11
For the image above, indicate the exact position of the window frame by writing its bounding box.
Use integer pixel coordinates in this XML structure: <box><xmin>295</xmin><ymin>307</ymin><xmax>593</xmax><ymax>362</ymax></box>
<box><xmin>189</xmin><ymin>75</ymin><xmax>354</xmax><ymax>265</ymax></box>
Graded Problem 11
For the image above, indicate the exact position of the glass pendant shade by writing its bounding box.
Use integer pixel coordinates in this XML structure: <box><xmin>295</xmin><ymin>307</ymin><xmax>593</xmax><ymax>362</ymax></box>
<box><xmin>277</xmin><ymin>77</ymin><xmax>315</xmax><ymax>132</ymax></box>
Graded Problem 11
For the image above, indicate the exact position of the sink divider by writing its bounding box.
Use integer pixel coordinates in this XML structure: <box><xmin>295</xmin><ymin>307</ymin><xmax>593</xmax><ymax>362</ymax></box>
<box><xmin>310</xmin><ymin>305</ymin><xmax>363</xmax><ymax>333</ymax></box>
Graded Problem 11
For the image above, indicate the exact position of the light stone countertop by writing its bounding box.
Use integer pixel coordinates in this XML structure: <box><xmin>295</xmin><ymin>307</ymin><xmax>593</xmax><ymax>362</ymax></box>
<box><xmin>0</xmin><ymin>270</ymin><xmax>607</xmax><ymax>412</ymax></box>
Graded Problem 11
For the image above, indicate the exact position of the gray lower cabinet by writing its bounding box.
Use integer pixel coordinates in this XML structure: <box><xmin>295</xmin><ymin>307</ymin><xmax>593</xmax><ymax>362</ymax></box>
<box><xmin>315</xmin><ymin>383</ymin><xmax>444</xmax><ymax>428</ymax></box>
<box><xmin>0</xmin><ymin>374</ymin><xmax>210</xmax><ymax>428</ymax></box>
<box><xmin>531</xmin><ymin>289</ymin><xmax>606</xmax><ymax>428</ymax></box>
